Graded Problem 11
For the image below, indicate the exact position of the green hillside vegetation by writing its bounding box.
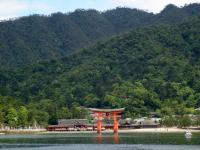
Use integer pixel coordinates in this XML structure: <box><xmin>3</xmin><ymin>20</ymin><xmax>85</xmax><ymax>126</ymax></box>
<box><xmin>0</xmin><ymin>3</ymin><xmax>200</xmax><ymax>69</ymax></box>
<box><xmin>0</xmin><ymin>15</ymin><xmax>200</xmax><ymax>126</ymax></box>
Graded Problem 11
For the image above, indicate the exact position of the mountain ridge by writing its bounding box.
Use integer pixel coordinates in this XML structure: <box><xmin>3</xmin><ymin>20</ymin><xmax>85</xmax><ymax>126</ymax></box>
<box><xmin>0</xmin><ymin>3</ymin><xmax>200</xmax><ymax>69</ymax></box>
<box><xmin>0</xmin><ymin>12</ymin><xmax>200</xmax><ymax>124</ymax></box>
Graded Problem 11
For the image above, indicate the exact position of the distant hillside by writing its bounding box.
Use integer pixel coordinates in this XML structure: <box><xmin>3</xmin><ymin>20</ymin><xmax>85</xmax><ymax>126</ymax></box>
<box><xmin>1</xmin><ymin>15</ymin><xmax>200</xmax><ymax>124</ymax></box>
<box><xmin>0</xmin><ymin>3</ymin><xmax>200</xmax><ymax>69</ymax></box>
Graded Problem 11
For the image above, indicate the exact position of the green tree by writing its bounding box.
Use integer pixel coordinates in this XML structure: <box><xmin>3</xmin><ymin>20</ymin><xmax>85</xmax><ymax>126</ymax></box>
<box><xmin>162</xmin><ymin>116</ymin><xmax>176</xmax><ymax>127</ymax></box>
<box><xmin>18</xmin><ymin>106</ymin><xmax>28</xmax><ymax>128</ymax></box>
<box><xmin>57</xmin><ymin>107</ymin><xmax>72</xmax><ymax>119</ymax></box>
<box><xmin>194</xmin><ymin>116</ymin><xmax>200</xmax><ymax>126</ymax></box>
<box><xmin>39</xmin><ymin>99</ymin><xmax>58</xmax><ymax>124</ymax></box>
<box><xmin>35</xmin><ymin>111</ymin><xmax>49</xmax><ymax>126</ymax></box>
<box><xmin>71</xmin><ymin>102</ymin><xmax>87</xmax><ymax>119</ymax></box>
<box><xmin>6</xmin><ymin>108</ymin><xmax>18</xmax><ymax>128</ymax></box>
<box><xmin>161</xmin><ymin>107</ymin><xmax>174</xmax><ymax>116</ymax></box>
<box><xmin>179</xmin><ymin>115</ymin><xmax>192</xmax><ymax>127</ymax></box>
<box><xmin>84</xmin><ymin>94</ymin><xmax>99</xmax><ymax>108</ymax></box>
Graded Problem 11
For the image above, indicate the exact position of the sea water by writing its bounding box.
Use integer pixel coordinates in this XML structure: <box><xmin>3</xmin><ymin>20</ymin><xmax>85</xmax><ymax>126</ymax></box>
<box><xmin>0</xmin><ymin>133</ymin><xmax>199</xmax><ymax>150</ymax></box>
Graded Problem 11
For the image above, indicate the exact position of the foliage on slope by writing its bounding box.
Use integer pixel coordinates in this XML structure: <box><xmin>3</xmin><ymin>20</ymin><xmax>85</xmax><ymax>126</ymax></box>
<box><xmin>1</xmin><ymin>16</ymin><xmax>200</xmax><ymax>125</ymax></box>
<box><xmin>0</xmin><ymin>4</ymin><xmax>200</xmax><ymax>69</ymax></box>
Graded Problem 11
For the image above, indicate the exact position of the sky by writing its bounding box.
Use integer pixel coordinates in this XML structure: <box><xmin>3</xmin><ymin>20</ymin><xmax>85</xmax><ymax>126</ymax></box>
<box><xmin>0</xmin><ymin>0</ymin><xmax>199</xmax><ymax>20</ymax></box>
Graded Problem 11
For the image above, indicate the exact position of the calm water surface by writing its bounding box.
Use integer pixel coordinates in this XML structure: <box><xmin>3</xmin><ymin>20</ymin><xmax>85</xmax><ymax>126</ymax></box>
<box><xmin>0</xmin><ymin>133</ymin><xmax>199</xmax><ymax>150</ymax></box>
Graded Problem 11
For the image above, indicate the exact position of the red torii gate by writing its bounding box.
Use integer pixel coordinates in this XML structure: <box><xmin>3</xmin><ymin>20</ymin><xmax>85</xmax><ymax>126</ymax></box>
<box><xmin>88</xmin><ymin>108</ymin><xmax>125</xmax><ymax>133</ymax></box>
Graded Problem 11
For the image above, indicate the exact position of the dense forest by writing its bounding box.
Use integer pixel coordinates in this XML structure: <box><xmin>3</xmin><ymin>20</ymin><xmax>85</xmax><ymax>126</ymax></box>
<box><xmin>0</xmin><ymin>11</ymin><xmax>200</xmax><ymax>127</ymax></box>
<box><xmin>0</xmin><ymin>3</ymin><xmax>200</xmax><ymax>69</ymax></box>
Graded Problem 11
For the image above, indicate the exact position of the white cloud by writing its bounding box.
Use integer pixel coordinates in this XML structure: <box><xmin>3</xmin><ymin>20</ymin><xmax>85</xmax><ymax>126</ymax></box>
<box><xmin>0</xmin><ymin>0</ymin><xmax>52</xmax><ymax>20</ymax></box>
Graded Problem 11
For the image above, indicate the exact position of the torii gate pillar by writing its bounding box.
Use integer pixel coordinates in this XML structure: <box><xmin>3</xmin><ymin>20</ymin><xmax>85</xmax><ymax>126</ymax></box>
<box><xmin>97</xmin><ymin>112</ymin><xmax>102</xmax><ymax>133</ymax></box>
<box><xmin>113</xmin><ymin>112</ymin><xmax>118</xmax><ymax>133</ymax></box>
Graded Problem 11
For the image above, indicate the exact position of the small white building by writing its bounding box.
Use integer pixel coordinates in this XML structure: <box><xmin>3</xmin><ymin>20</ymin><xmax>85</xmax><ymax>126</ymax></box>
<box><xmin>133</xmin><ymin>117</ymin><xmax>161</xmax><ymax>127</ymax></box>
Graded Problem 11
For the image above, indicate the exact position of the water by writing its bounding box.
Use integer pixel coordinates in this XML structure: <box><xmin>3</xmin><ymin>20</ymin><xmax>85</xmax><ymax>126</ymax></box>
<box><xmin>0</xmin><ymin>133</ymin><xmax>199</xmax><ymax>150</ymax></box>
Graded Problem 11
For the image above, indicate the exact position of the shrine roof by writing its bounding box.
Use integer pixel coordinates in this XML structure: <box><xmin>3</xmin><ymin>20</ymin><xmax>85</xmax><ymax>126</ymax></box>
<box><xmin>88</xmin><ymin>108</ymin><xmax>125</xmax><ymax>113</ymax></box>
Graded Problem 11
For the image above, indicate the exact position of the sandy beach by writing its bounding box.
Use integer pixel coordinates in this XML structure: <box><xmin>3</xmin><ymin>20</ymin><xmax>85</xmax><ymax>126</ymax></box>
<box><xmin>0</xmin><ymin>129</ymin><xmax>46</xmax><ymax>134</ymax></box>
<box><xmin>118</xmin><ymin>127</ymin><xmax>200</xmax><ymax>133</ymax></box>
<box><xmin>0</xmin><ymin>127</ymin><xmax>199</xmax><ymax>134</ymax></box>
<box><xmin>43</xmin><ymin>127</ymin><xmax>200</xmax><ymax>134</ymax></box>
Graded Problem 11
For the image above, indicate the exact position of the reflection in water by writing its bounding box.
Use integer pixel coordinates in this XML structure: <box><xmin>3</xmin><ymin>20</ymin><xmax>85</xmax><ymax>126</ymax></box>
<box><xmin>97</xmin><ymin>133</ymin><xmax>102</xmax><ymax>144</ymax></box>
<box><xmin>185</xmin><ymin>134</ymin><xmax>192</xmax><ymax>142</ymax></box>
<box><xmin>0</xmin><ymin>133</ymin><xmax>200</xmax><ymax>145</ymax></box>
<box><xmin>97</xmin><ymin>133</ymin><xmax>119</xmax><ymax>144</ymax></box>
<box><xmin>113</xmin><ymin>133</ymin><xmax>119</xmax><ymax>144</ymax></box>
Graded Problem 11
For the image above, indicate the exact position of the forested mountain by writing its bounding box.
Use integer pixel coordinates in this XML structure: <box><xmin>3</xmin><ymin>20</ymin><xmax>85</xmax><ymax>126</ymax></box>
<box><xmin>0</xmin><ymin>3</ymin><xmax>200</xmax><ymax>69</ymax></box>
<box><xmin>0</xmin><ymin>15</ymin><xmax>200</xmax><ymax>125</ymax></box>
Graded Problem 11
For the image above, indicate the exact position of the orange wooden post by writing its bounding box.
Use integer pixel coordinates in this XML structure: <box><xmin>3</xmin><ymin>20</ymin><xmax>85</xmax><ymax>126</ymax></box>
<box><xmin>113</xmin><ymin>133</ymin><xmax>119</xmax><ymax>144</ymax></box>
<box><xmin>97</xmin><ymin>112</ymin><xmax>102</xmax><ymax>133</ymax></box>
<box><xmin>97</xmin><ymin>133</ymin><xmax>102</xmax><ymax>143</ymax></box>
<box><xmin>113</xmin><ymin>112</ymin><xmax>118</xmax><ymax>133</ymax></box>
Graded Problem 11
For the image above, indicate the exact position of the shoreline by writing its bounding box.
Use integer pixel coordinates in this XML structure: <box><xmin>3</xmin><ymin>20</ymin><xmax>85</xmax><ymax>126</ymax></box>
<box><xmin>46</xmin><ymin>127</ymin><xmax>200</xmax><ymax>134</ymax></box>
<box><xmin>118</xmin><ymin>127</ymin><xmax>200</xmax><ymax>133</ymax></box>
<box><xmin>0</xmin><ymin>127</ymin><xmax>200</xmax><ymax>134</ymax></box>
<box><xmin>0</xmin><ymin>129</ymin><xmax>46</xmax><ymax>134</ymax></box>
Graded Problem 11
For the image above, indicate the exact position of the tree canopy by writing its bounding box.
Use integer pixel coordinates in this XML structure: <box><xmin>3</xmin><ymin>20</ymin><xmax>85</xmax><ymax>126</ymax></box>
<box><xmin>0</xmin><ymin>4</ymin><xmax>200</xmax><ymax>126</ymax></box>
<box><xmin>0</xmin><ymin>4</ymin><xmax>200</xmax><ymax>69</ymax></box>
<box><xmin>0</xmin><ymin>15</ymin><xmax>200</xmax><ymax>125</ymax></box>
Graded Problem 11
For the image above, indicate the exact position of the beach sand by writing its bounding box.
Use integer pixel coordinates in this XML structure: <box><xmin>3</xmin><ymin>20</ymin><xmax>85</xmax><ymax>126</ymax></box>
<box><xmin>118</xmin><ymin>127</ymin><xmax>200</xmax><ymax>133</ymax></box>
<box><xmin>1</xmin><ymin>127</ymin><xmax>200</xmax><ymax>134</ymax></box>
<box><xmin>44</xmin><ymin>127</ymin><xmax>200</xmax><ymax>134</ymax></box>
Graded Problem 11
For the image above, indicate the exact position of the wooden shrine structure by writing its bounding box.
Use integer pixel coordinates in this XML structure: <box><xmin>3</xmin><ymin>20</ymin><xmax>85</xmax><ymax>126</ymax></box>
<box><xmin>88</xmin><ymin>108</ymin><xmax>125</xmax><ymax>133</ymax></box>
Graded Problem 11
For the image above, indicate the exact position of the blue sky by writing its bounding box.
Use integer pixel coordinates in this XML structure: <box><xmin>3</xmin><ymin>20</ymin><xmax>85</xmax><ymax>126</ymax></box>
<box><xmin>0</xmin><ymin>0</ymin><xmax>199</xmax><ymax>20</ymax></box>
